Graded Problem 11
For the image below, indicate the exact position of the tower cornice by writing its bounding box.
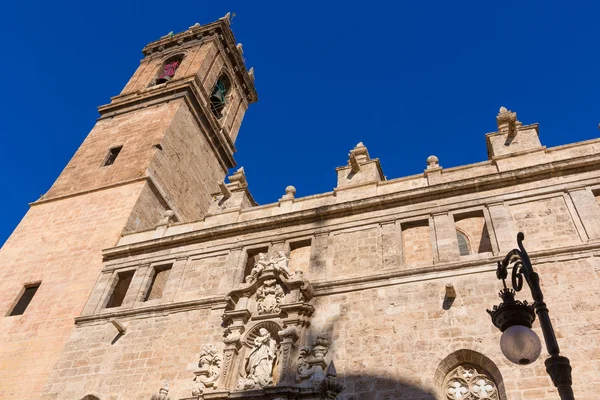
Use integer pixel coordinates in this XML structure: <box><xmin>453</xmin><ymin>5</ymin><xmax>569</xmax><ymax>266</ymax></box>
<box><xmin>98</xmin><ymin>74</ymin><xmax>237</xmax><ymax>170</ymax></box>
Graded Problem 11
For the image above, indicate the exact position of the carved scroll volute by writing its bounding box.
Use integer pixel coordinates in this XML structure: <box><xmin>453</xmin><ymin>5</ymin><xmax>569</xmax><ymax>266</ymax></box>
<box><xmin>277</xmin><ymin>326</ymin><xmax>299</xmax><ymax>385</ymax></box>
<box><xmin>219</xmin><ymin>330</ymin><xmax>242</xmax><ymax>389</ymax></box>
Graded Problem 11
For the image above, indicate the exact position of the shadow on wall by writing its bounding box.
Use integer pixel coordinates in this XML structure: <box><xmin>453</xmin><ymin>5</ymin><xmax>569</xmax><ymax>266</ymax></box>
<box><xmin>334</xmin><ymin>374</ymin><xmax>436</xmax><ymax>400</ymax></box>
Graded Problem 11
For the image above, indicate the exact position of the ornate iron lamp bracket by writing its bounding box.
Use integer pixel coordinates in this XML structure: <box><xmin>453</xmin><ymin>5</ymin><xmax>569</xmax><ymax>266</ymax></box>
<box><xmin>489</xmin><ymin>233</ymin><xmax>574</xmax><ymax>400</ymax></box>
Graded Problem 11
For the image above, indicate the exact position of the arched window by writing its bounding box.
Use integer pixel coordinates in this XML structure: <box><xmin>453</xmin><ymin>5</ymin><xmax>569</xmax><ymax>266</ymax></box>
<box><xmin>456</xmin><ymin>229</ymin><xmax>470</xmax><ymax>256</ymax></box>
<box><xmin>444</xmin><ymin>364</ymin><xmax>498</xmax><ymax>399</ymax></box>
<box><xmin>210</xmin><ymin>74</ymin><xmax>231</xmax><ymax>118</ymax></box>
<box><xmin>153</xmin><ymin>54</ymin><xmax>184</xmax><ymax>85</ymax></box>
<box><xmin>81</xmin><ymin>395</ymin><xmax>100</xmax><ymax>400</ymax></box>
<box><xmin>435</xmin><ymin>350</ymin><xmax>506</xmax><ymax>400</ymax></box>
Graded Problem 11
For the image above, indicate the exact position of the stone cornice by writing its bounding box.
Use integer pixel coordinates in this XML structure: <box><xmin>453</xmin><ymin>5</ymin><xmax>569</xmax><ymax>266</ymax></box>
<box><xmin>74</xmin><ymin>295</ymin><xmax>226</xmax><ymax>326</ymax></box>
<box><xmin>81</xmin><ymin>241</ymin><xmax>600</xmax><ymax>324</ymax></box>
<box><xmin>98</xmin><ymin>75</ymin><xmax>236</xmax><ymax>170</ymax></box>
<box><xmin>104</xmin><ymin>152</ymin><xmax>600</xmax><ymax>260</ymax></box>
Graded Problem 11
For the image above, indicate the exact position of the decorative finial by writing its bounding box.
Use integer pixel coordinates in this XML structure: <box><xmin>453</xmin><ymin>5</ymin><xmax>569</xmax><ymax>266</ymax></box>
<box><xmin>189</xmin><ymin>22</ymin><xmax>201</xmax><ymax>29</ymax></box>
<box><xmin>426</xmin><ymin>155</ymin><xmax>439</xmax><ymax>169</ymax></box>
<box><xmin>236</xmin><ymin>43</ymin><xmax>244</xmax><ymax>54</ymax></box>
<box><xmin>150</xmin><ymin>381</ymin><xmax>172</xmax><ymax>400</ymax></box>
<box><xmin>220</xmin><ymin>12</ymin><xmax>231</xmax><ymax>23</ymax></box>
<box><xmin>285</xmin><ymin>186</ymin><xmax>296</xmax><ymax>197</ymax></box>
<box><xmin>248</xmin><ymin>67</ymin><xmax>255</xmax><ymax>81</ymax></box>
<box><xmin>496</xmin><ymin>106</ymin><xmax>520</xmax><ymax>137</ymax></box>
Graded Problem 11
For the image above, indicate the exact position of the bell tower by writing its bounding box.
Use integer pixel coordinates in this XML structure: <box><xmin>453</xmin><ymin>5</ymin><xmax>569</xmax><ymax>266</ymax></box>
<box><xmin>0</xmin><ymin>15</ymin><xmax>256</xmax><ymax>400</ymax></box>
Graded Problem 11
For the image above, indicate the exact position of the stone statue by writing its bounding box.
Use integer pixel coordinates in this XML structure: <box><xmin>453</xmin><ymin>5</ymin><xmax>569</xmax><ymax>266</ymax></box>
<box><xmin>238</xmin><ymin>328</ymin><xmax>277</xmax><ymax>389</ymax></box>
<box><xmin>245</xmin><ymin>251</ymin><xmax>296</xmax><ymax>283</ymax></box>
<box><xmin>272</xmin><ymin>251</ymin><xmax>292</xmax><ymax>278</ymax></box>
<box><xmin>246</xmin><ymin>253</ymin><xmax>269</xmax><ymax>283</ymax></box>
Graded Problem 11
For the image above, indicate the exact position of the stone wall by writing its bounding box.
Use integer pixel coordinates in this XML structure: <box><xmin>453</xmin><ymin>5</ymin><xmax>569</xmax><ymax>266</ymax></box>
<box><xmin>0</xmin><ymin>181</ymin><xmax>147</xmax><ymax>400</ymax></box>
<box><xmin>43</xmin><ymin>160</ymin><xmax>600</xmax><ymax>400</ymax></box>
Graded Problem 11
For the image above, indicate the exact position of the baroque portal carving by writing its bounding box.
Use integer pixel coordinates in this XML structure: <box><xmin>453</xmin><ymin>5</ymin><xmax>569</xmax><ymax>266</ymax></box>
<box><xmin>186</xmin><ymin>253</ymin><xmax>343</xmax><ymax>399</ymax></box>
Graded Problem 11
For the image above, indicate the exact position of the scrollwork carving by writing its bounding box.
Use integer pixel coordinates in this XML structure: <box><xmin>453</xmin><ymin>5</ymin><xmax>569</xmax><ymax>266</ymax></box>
<box><xmin>191</xmin><ymin>344</ymin><xmax>222</xmax><ymax>396</ymax></box>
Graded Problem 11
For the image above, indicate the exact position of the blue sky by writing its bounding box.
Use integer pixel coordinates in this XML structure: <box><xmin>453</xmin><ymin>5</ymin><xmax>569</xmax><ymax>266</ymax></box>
<box><xmin>1</xmin><ymin>1</ymin><xmax>598</xmax><ymax>245</ymax></box>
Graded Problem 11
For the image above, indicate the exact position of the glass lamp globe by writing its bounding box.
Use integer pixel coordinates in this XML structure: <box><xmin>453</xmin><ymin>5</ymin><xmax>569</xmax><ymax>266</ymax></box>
<box><xmin>500</xmin><ymin>325</ymin><xmax>542</xmax><ymax>365</ymax></box>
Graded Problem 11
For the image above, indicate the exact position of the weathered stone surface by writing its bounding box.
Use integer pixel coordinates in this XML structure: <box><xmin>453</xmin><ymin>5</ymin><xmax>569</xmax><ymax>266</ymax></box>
<box><xmin>3</xmin><ymin>17</ymin><xmax>600</xmax><ymax>400</ymax></box>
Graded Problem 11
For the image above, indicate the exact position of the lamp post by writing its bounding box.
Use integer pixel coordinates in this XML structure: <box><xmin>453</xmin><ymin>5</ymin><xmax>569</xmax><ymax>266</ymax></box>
<box><xmin>487</xmin><ymin>232</ymin><xmax>574</xmax><ymax>400</ymax></box>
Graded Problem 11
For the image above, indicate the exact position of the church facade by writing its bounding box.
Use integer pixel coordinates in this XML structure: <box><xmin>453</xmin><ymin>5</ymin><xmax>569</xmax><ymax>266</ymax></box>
<box><xmin>1</xmin><ymin>15</ymin><xmax>599</xmax><ymax>400</ymax></box>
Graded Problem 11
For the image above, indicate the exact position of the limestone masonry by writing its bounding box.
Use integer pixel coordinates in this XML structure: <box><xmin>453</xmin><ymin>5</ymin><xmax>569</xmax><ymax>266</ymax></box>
<box><xmin>1</xmin><ymin>14</ymin><xmax>599</xmax><ymax>400</ymax></box>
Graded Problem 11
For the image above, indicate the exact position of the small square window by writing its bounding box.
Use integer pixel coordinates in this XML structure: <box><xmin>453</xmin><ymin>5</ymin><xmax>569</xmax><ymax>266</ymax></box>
<box><xmin>8</xmin><ymin>283</ymin><xmax>41</xmax><ymax>316</ymax></box>
<box><xmin>105</xmin><ymin>270</ymin><xmax>134</xmax><ymax>308</ymax></box>
<box><xmin>103</xmin><ymin>146</ymin><xmax>123</xmax><ymax>167</ymax></box>
<box><xmin>144</xmin><ymin>265</ymin><xmax>172</xmax><ymax>301</ymax></box>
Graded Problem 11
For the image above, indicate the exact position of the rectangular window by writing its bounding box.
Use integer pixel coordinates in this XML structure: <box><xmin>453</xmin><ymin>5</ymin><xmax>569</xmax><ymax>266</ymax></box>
<box><xmin>289</xmin><ymin>239</ymin><xmax>312</xmax><ymax>274</ymax></box>
<box><xmin>103</xmin><ymin>146</ymin><xmax>123</xmax><ymax>166</ymax></box>
<box><xmin>144</xmin><ymin>265</ymin><xmax>172</xmax><ymax>301</ymax></box>
<box><xmin>8</xmin><ymin>283</ymin><xmax>41</xmax><ymax>316</ymax></box>
<box><xmin>105</xmin><ymin>270</ymin><xmax>134</xmax><ymax>308</ymax></box>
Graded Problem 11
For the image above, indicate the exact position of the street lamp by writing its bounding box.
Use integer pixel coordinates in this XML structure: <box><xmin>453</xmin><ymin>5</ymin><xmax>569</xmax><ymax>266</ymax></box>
<box><xmin>487</xmin><ymin>233</ymin><xmax>574</xmax><ymax>400</ymax></box>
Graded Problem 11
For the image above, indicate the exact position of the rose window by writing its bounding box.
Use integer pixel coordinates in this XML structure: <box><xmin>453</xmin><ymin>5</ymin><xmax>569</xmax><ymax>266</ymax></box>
<box><xmin>444</xmin><ymin>365</ymin><xmax>498</xmax><ymax>400</ymax></box>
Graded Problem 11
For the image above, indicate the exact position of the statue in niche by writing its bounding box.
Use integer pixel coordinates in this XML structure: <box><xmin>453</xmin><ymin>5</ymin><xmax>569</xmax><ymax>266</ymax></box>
<box><xmin>246</xmin><ymin>253</ymin><xmax>270</xmax><ymax>283</ymax></box>
<box><xmin>272</xmin><ymin>251</ymin><xmax>292</xmax><ymax>278</ymax></box>
<box><xmin>237</xmin><ymin>328</ymin><xmax>277</xmax><ymax>390</ymax></box>
<box><xmin>256</xmin><ymin>279</ymin><xmax>284</xmax><ymax>315</ymax></box>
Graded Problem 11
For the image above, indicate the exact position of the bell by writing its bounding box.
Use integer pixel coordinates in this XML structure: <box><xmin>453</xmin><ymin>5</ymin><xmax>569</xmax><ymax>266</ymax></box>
<box><xmin>155</xmin><ymin>75</ymin><xmax>171</xmax><ymax>85</ymax></box>
<box><xmin>210</xmin><ymin>90</ymin><xmax>225</xmax><ymax>105</ymax></box>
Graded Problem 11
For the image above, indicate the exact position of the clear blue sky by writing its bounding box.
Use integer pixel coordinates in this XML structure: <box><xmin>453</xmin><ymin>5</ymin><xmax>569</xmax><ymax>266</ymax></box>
<box><xmin>1</xmin><ymin>1</ymin><xmax>598</xmax><ymax>245</ymax></box>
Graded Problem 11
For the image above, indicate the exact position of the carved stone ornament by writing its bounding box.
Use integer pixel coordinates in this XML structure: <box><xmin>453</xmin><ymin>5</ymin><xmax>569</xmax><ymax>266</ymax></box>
<box><xmin>256</xmin><ymin>279</ymin><xmax>284</xmax><ymax>315</ymax></box>
<box><xmin>150</xmin><ymin>381</ymin><xmax>172</xmax><ymax>400</ymax></box>
<box><xmin>297</xmin><ymin>335</ymin><xmax>331</xmax><ymax>387</ymax></box>
<box><xmin>444</xmin><ymin>365</ymin><xmax>498</xmax><ymax>400</ymax></box>
<box><xmin>191</xmin><ymin>344</ymin><xmax>222</xmax><ymax>396</ymax></box>
<box><xmin>246</xmin><ymin>252</ymin><xmax>292</xmax><ymax>284</ymax></box>
<box><xmin>218</xmin><ymin>258</ymin><xmax>318</xmax><ymax>396</ymax></box>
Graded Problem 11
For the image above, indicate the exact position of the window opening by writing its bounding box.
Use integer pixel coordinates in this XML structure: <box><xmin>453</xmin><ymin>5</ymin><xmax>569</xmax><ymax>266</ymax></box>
<box><xmin>103</xmin><ymin>146</ymin><xmax>122</xmax><ymax>167</ymax></box>
<box><xmin>153</xmin><ymin>54</ymin><xmax>184</xmax><ymax>86</ymax></box>
<box><xmin>144</xmin><ymin>265</ymin><xmax>172</xmax><ymax>301</ymax></box>
<box><xmin>9</xmin><ymin>283</ymin><xmax>41</xmax><ymax>316</ymax></box>
<box><xmin>210</xmin><ymin>74</ymin><xmax>231</xmax><ymax>118</ymax></box>
<box><xmin>444</xmin><ymin>364</ymin><xmax>498</xmax><ymax>399</ymax></box>
<box><xmin>457</xmin><ymin>230</ymin><xmax>471</xmax><ymax>256</ymax></box>
<box><xmin>106</xmin><ymin>271</ymin><xmax>135</xmax><ymax>308</ymax></box>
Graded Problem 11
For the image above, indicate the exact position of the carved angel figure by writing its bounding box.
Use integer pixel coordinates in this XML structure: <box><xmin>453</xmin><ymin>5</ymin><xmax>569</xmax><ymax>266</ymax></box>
<box><xmin>272</xmin><ymin>251</ymin><xmax>292</xmax><ymax>278</ymax></box>
<box><xmin>246</xmin><ymin>253</ymin><xmax>270</xmax><ymax>283</ymax></box>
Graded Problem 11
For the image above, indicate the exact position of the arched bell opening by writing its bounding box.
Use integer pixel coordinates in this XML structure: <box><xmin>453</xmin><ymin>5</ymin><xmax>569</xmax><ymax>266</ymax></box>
<box><xmin>210</xmin><ymin>73</ymin><xmax>232</xmax><ymax>119</ymax></box>
<box><xmin>152</xmin><ymin>54</ymin><xmax>184</xmax><ymax>86</ymax></box>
